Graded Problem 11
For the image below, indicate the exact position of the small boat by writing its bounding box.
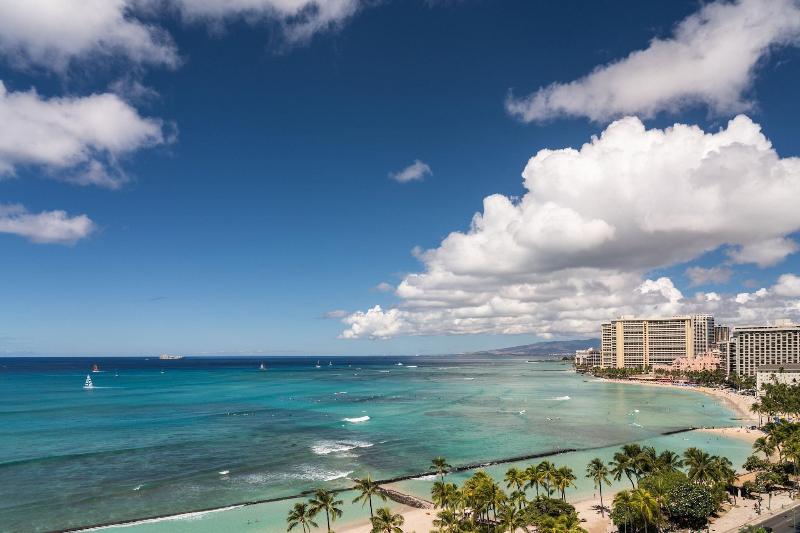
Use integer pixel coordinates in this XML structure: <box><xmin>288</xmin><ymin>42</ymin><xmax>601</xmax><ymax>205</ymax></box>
<box><xmin>83</xmin><ymin>375</ymin><xmax>94</xmax><ymax>389</ymax></box>
<box><xmin>259</xmin><ymin>363</ymin><xmax>267</xmax><ymax>371</ymax></box>
<box><xmin>159</xmin><ymin>354</ymin><xmax>184</xmax><ymax>360</ymax></box>
<box><xmin>328</xmin><ymin>361</ymin><xmax>333</xmax><ymax>367</ymax></box>
<box><xmin>92</xmin><ymin>364</ymin><xmax>100</xmax><ymax>373</ymax></box>
<box><xmin>315</xmin><ymin>360</ymin><xmax>321</xmax><ymax>368</ymax></box>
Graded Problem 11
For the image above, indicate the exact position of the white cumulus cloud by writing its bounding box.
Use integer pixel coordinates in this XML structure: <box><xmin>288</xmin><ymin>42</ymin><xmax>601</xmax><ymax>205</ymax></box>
<box><xmin>0</xmin><ymin>204</ymin><xmax>95</xmax><ymax>244</ymax></box>
<box><xmin>0</xmin><ymin>81</ymin><xmax>166</xmax><ymax>188</ymax></box>
<box><xmin>506</xmin><ymin>0</ymin><xmax>800</xmax><ymax>122</ymax></box>
<box><xmin>0</xmin><ymin>0</ymin><xmax>365</xmax><ymax>71</ymax></box>
<box><xmin>389</xmin><ymin>160</ymin><xmax>432</xmax><ymax>183</ymax></box>
<box><xmin>342</xmin><ymin>115</ymin><xmax>800</xmax><ymax>339</ymax></box>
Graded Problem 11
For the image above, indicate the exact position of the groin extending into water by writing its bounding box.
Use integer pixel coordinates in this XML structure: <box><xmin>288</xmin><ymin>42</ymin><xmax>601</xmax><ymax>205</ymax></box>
<box><xmin>61</xmin><ymin>426</ymin><xmax>710</xmax><ymax>532</ymax></box>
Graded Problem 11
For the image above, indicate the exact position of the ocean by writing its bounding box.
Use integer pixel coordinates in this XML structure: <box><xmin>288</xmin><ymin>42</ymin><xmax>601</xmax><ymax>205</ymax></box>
<box><xmin>0</xmin><ymin>356</ymin><xmax>753</xmax><ymax>532</ymax></box>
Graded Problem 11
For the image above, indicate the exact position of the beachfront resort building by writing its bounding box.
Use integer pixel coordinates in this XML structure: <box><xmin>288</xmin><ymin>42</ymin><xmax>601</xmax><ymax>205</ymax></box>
<box><xmin>600</xmin><ymin>314</ymin><xmax>715</xmax><ymax>368</ymax></box>
<box><xmin>652</xmin><ymin>351</ymin><xmax>721</xmax><ymax>373</ymax></box>
<box><xmin>574</xmin><ymin>347</ymin><xmax>601</xmax><ymax>367</ymax></box>
<box><xmin>755</xmin><ymin>363</ymin><xmax>800</xmax><ymax>395</ymax></box>
<box><xmin>728</xmin><ymin>322</ymin><xmax>800</xmax><ymax>377</ymax></box>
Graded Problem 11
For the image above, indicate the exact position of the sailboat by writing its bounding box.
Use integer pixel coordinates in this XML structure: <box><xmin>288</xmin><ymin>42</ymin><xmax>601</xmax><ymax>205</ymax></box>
<box><xmin>328</xmin><ymin>361</ymin><xmax>333</xmax><ymax>367</ymax></box>
<box><xmin>315</xmin><ymin>360</ymin><xmax>321</xmax><ymax>368</ymax></box>
<box><xmin>83</xmin><ymin>375</ymin><xmax>94</xmax><ymax>389</ymax></box>
<box><xmin>259</xmin><ymin>363</ymin><xmax>267</xmax><ymax>371</ymax></box>
<box><xmin>92</xmin><ymin>364</ymin><xmax>100</xmax><ymax>373</ymax></box>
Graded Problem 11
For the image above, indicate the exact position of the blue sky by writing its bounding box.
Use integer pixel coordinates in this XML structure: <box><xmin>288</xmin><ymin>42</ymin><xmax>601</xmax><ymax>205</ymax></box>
<box><xmin>1</xmin><ymin>0</ymin><xmax>800</xmax><ymax>356</ymax></box>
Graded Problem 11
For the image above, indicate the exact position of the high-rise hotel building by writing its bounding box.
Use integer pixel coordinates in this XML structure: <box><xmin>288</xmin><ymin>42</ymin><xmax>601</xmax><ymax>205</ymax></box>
<box><xmin>600</xmin><ymin>315</ymin><xmax>714</xmax><ymax>368</ymax></box>
<box><xmin>727</xmin><ymin>322</ymin><xmax>800</xmax><ymax>376</ymax></box>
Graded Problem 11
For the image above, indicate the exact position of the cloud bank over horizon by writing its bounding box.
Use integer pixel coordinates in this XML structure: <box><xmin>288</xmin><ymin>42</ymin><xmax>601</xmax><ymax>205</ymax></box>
<box><xmin>506</xmin><ymin>0</ymin><xmax>800</xmax><ymax>122</ymax></box>
<box><xmin>342</xmin><ymin>115</ymin><xmax>800</xmax><ymax>340</ymax></box>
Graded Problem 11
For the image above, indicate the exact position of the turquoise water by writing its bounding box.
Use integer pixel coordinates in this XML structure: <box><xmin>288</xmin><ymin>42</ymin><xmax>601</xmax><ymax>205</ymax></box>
<box><xmin>0</xmin><ymin>356</ymin><xmax>750</xmax><ymax>532</ymax></box>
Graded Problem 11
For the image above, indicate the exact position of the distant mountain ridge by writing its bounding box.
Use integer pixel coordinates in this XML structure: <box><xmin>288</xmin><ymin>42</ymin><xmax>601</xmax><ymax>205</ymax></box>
<box><xmin>474</xmin><ymin>338</ymin><xmax>599</xmax><ymax>357</ymax></box>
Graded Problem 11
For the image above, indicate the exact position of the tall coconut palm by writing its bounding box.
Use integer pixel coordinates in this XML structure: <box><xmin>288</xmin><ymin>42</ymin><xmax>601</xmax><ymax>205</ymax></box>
<box><xmin>353</xmin><ymin>475</ymin><xmax>386</xmax><ymax>519</ymax></box>
<box><xmin>613</xmin><ymin>490</ymin><xmax>634</xmax><ymax>533</ymax></box>
<box><xmin>629</xmin><ymin>488</ymin><xmax>660</xmax><ymax>533</ymax></box>
<box><xmin>504</xmin><ymin>467</ymin><xmax>526</xmax><ymax>493</ymax></box>
<box><xmin>555</xmin><ymin>465</ymin><xmax>577</xmax><ymax>500</ymax></box>
<box><xmin>286</xmin><ymin>502</ymin><xmax>318</xmax><ymax>533</ymax></box>
<box><xmin>753</xmin><ymin>437</ymin><xmax>776</xmax><ymax>461</ymax></box>
<box><xmin>586</xmin><ymin>458</ymin><xmax>610</xmax><ymax>516</ymax></box>
<box><xmin>370</xmin><ymin>507</ymin><xmax>404</xmax><ymax>533</ymax></box>
<box><xmin>538</xmin><ymin>460</ymin><xmax>556</xmax><ymax>496</ymax></box>
<box><xmin>431</xmin><ymin>456</ymin><xmax>452</xmax><ymax>482</ymax></box>
<box><xmin>655</xmin><ymin>450</ymin><xmax>683</xmax><ymax>473</ymax></box>
<box><xmin>525</xmin><ymin>463</ymin><xmax>544</xmax><ymax>498</ymax></box>
<box><xmin>610</xmin><ymin>451</ymin><xmax>636</xmax><ymax>489</ymax></box>
<box><xmin>309</xmin><ymin>488</ymin><xmax>343</xmax><ymax>533</ymax></box>
<box><xmin>431</xmin><ymin>480</ymin><xmax>448</xmax><ymax>510</ymax></box>
<box><xmin>683</xmin><ymin>447</ymin><xmax>715</xmax><ymax>485</ymax></box>
<box><xmin>497</xmin><ymin>502</ymin><xmax>526</xmax><ymax>533</ymax></box>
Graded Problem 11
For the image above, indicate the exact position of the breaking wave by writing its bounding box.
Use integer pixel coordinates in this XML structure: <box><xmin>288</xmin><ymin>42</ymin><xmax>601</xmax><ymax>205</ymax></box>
<box><xmin>311</xmin><ymin>440</ymin><xmax>374</xmax><ymax>456</ymax></box>
<box><xmin>343</xmin><ymin>415</ymin><xmax>370</xmax><ymax>423</ymax></box>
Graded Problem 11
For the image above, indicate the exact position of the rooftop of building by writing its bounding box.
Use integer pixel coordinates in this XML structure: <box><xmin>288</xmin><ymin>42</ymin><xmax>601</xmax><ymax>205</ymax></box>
<box><xmin>756</xmin><ymin>364</ymin><xmax>800</xmax><ymax>372</ymax></box>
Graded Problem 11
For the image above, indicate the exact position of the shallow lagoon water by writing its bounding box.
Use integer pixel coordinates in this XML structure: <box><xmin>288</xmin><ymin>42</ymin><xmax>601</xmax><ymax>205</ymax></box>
<box><xmin>0</xmin><ymin>356</ymin><xmax>750</xmax><ymax>532</ymax></box>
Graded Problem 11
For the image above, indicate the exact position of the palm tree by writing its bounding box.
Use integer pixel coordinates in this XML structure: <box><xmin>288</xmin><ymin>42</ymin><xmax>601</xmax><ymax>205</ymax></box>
<box><xmin>610</xmin><ymin>451</ymin><xmax>636</xmax><ymax>489</ymax></box>
<box><xmin>353</xmin><ymin>475</ymin><xmax>386</xmax><ymax>519</ymax></box>
<box><xmin>286</xmin><ymin>502</ymin><xmax>318</xmax><ymax>533</ymax></box>
<box><xmin>431</xmin><ymin>456</ymin><xmax>452</xmax><ymax>482</ymax></box>
<box><xmin>525</xmin><ymin>463</ymin><xmax>544</xmax><ymax>498</ymax></box>
<box><xmin>683</xmin><ymin>447</ymin><xmax>716</xmax><ymax>485</ymax></box>
<box><xmin>586</xmin><ymin>458</ymin><xmax>610</xmax><ymax>516</ymax></box>
<box><xmin>309</xmin><ymin>488</ymin><xmax>344</xmax><ymax>533</ymax></box>
<box><xmin>655</xmin><ymin>450</ymin><xmax>683</xmax><ymax>473</ymax></box>
<box><xmin>629</xmin><ymin>488</ymin><xmax>660</xmax><ymax>533</ymax></box>
<box><xmin>504</xmin><ymin>467</ymin><xmax>526</xmax><ymax>492</ymax></box>
<box><xmin>497</xmin><ymin>502</ymin><xmax>526</xmax><ymax>533</ymax></box>
<box><xmin>433</xmin><ymin>509</ymin><xmax>459</xmax><ymax>532</ymax></box>
<box><xmin>370</xmin><ymin>507</ymin><xmax>404</xmax><ymax>533</ymax></box>
<box><xmin>555</xmin><ymin>465</ymin><xmax>576</xmax><ymax>500</ymax></box>
<box><xmin>613</xmin><ymin>490</ymin><xmax>634</xmax><ymax>533</ymax></box>
<box><xmin>753</xmin><ymin>436</ymin><xmax>776</xmax><ymax>461</ymax></box>
<box><xmin>431</xmin><ymin>480</ymin><xmax>448</xmax><ymax>510</ymax></box>
<box><xmin>538</xmin><ymin>460</ymin><xmax>556</xmax><ymax>496</ymax></box>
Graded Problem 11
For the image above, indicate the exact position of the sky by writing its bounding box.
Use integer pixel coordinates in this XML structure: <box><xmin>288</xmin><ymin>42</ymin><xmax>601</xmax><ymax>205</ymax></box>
<box><xmin>1</xmin><ymin>0</ymin><xmax>800</xmax><ymax>356</ymax></box>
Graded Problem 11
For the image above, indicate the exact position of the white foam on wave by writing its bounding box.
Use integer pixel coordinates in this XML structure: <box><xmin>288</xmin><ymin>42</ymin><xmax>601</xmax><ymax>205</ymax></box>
<box><xmin>413</xmin><ymin>474</ymin><xmax>437</xmax><ymax>481</ymax></box>
<box><xmin>343</xmin><ymin>415</ymin><xmax>370</xmax><ymax>423</ymax></box>
<box><xmin>378</xmin><ymin>370</ymin><xmax>391</xmax><ymax>373</ymax></box>
<box><xmin>549</xmin><ymin>395</ymin><xmax>571</xmax><ymax>401</ymax></box>
<box><xmin>463</xmin><ymin>377</ymin><xmax>475</xmax><ymax>380</ymax></box>
<box><xmin>405</xmin><ymin>365</ymin><xmax>418</xmax><ymax>368</ymax></box>
<box><xmin>312</xmin><ymin>440</ymin><xmax>374</xmax><ymax>455</ymax></box>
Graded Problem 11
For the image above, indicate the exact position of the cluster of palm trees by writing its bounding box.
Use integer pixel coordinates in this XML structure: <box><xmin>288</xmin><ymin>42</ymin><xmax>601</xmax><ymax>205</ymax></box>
<box><xmin>605</xmin><ymin>444</ymin><xmax>736</xmax><ymax>532</ymax></box>
<box><xmin>287</xmin><ymin>480</ymin><xmax>404</xmax><ymax>533</ymax></box>
<box><xmin>429</xmin><ymin>458</ymin><xmax>584</xmax><ymax>533</ymax></box>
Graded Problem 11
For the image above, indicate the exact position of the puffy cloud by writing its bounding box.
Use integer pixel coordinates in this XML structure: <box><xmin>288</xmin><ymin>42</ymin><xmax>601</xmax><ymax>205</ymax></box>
<box><xmin>0</xmin><ymin>0</ymin><xmax>364</xmax><ymax>71</ymax></box>
<box><xmin>774</xmin><ymin>274</ymin><xmax>800</xmax><ymax>297</ymax></box>
<box><xmin>389</xmin><ymin>160</ymin><xmax>432</xmax><ymax>183</ymax></box>
<box><xmin>0</xmin><ymin>0</ymin><xmax>178</xmax><ymax>71</ymax></box>
<box><xmin>685</xmin><ymin>266</ymin><xmax>733</xmax><ymax>286</ymax></box>
<box><xmin>727</xmin><ymin>237</ymin><xmax>799</xmax><ymax>267</ymax></box>
<box><xmin>342</xmin><ymin>116</ymin><xmax>800</xmax><ymax>339</ymax></box>
<box><xmin>340</xmin><ymin>305</ymin><xmax>404</xmax><ymax>339</ymax></box>
<box><xmin>0</xmin><ymin>81</ymin><xmax>166</xmax><ymax>188</ymax></box>
<box><xmin>506</xmin><ymin>0</ymin><xmax>800</xmax><ymax>122</ymax></box>
<box><xmin>0</xmin><ymin>204</ymin><xmax>95</xmax><ymax>244</ymax></box>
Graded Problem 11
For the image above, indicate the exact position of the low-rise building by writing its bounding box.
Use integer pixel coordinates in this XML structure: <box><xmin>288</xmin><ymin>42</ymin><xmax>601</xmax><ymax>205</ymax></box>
<box><xmin>653</xmin><ymin>351</ymin><xmax>721</xmax><ymax>373</ymax></box>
